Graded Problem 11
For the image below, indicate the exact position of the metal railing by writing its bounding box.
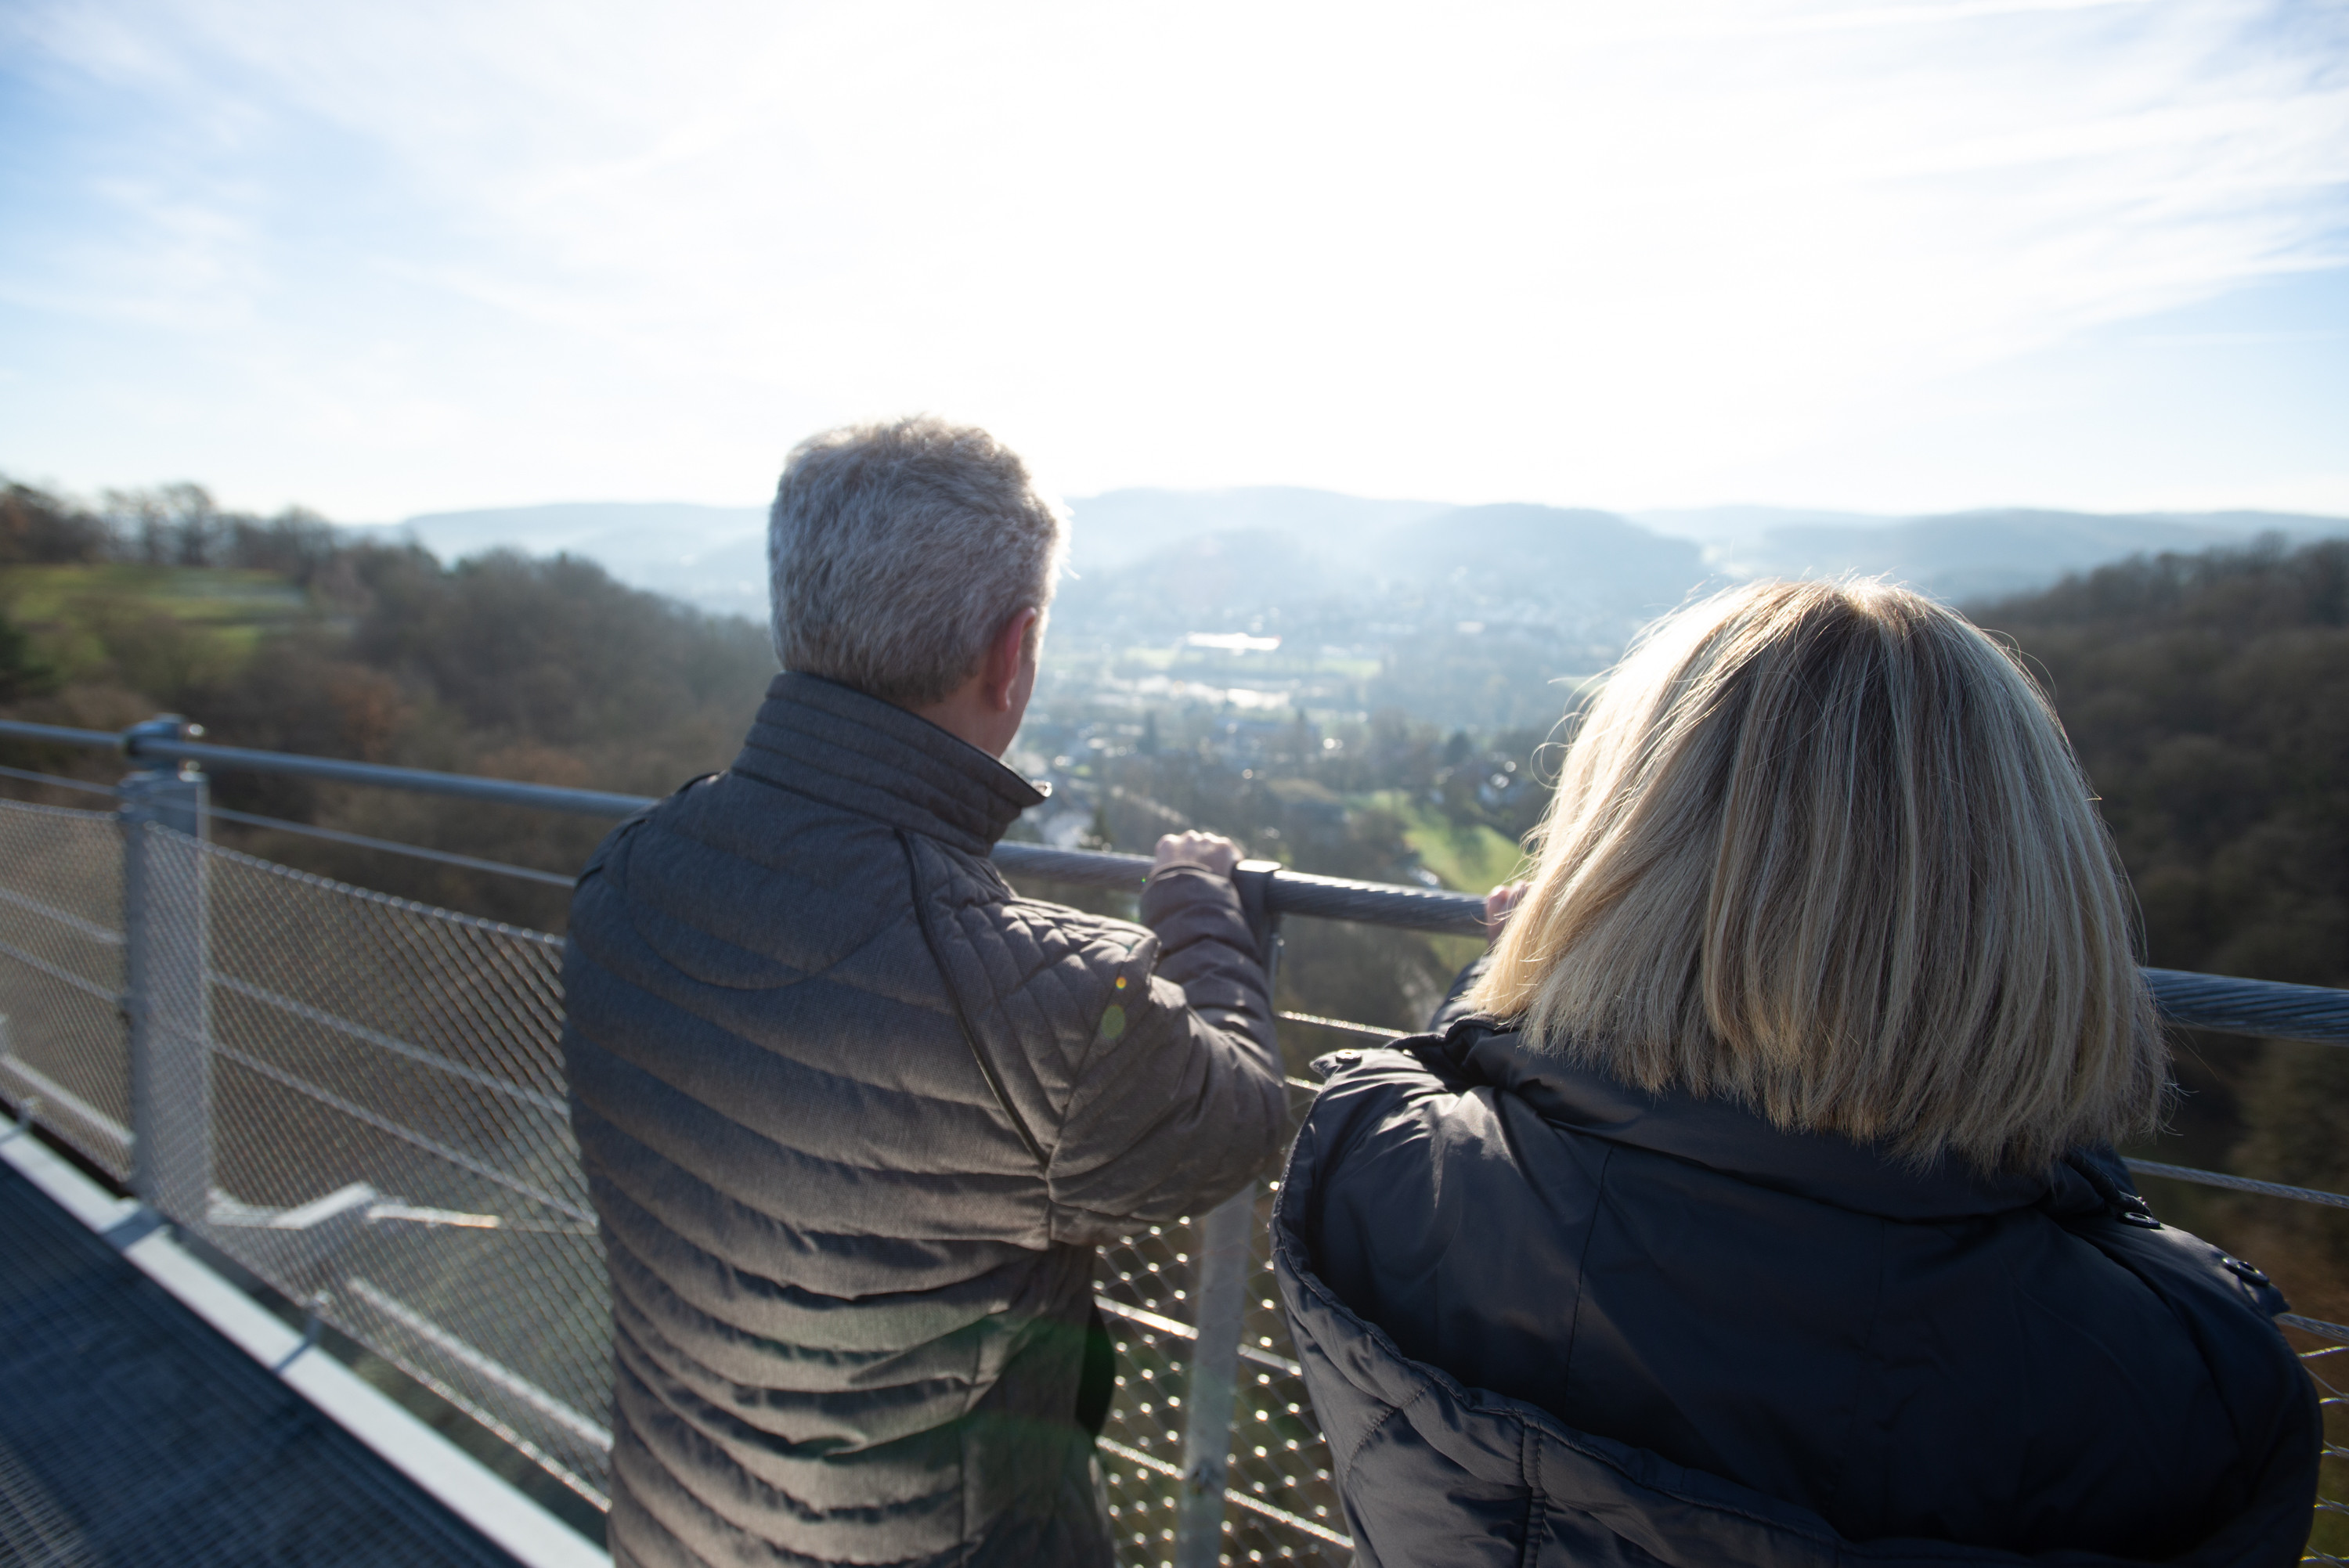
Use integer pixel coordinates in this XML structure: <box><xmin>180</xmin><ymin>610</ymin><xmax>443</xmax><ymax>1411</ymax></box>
<box><xmin>4</xmin><ymin>714</ymin><xmax>2349</xmax><ymax>1566</ymax></box>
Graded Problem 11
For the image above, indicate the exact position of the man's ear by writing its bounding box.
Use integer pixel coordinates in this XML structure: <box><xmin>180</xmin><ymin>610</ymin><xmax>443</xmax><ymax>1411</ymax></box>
<box><xmin>985</xmin><ymin>608</ymin><xmax>1040</xmax><ymax>712</ymax></box>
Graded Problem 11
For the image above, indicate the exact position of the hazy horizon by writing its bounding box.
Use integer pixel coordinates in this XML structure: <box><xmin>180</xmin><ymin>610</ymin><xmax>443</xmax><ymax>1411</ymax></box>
<box><xmin>386</xmin><ymin>487</ymin><xmax>2349</xmax><ymax>535</ymax></box>
<box><xmin>330</xmin><ymin>485</ymin><xmax>2349</xmax><ymax>625</ymax></box>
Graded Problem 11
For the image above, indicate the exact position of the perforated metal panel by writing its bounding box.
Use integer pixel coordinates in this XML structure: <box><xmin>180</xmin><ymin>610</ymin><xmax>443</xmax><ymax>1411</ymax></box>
<box><xmin>1089</xmin><ymin>1098</ymin><xmax>1354</xmax><ymax>1565</ymax></box>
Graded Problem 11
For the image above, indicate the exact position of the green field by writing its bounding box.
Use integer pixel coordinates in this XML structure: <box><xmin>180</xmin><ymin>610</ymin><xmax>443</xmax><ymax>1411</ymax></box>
<box><xmin>2</xmin><ymin>563</ymin><xmax>314</xmax><ymax>683</ymax></box>
<box><xmin>1365</xmin><ymin>789</ymin><xmax>1529</xmax><ymax>894</ymax></box>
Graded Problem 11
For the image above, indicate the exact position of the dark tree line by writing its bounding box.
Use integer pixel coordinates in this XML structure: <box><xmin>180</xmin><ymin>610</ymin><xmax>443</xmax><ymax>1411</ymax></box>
<box><xmin>1976</xmin><ymin>538</ymin><xmax>2349</xmax><ymax>1317</ymax></box>
<box><xmin>1979</xmin><ymin>535</ymin><xmax>2347</xmax><ymax>990</ymax></box>
<box><xmin>2</xmin><ymin>479</ymin><xmax>349</xmax><ymax>579</ymax></box>
<box><xmin>0</xmin><ymin>478</ymin><xmax>778</xmax><ymax>930</ymax></box>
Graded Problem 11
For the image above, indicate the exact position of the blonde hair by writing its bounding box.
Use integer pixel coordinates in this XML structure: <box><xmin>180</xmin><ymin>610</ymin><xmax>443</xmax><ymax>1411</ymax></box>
<box><xmin>1469</xmin><ymin>579</ymin><xmax>2163</xmax><ymax>1173</ymax></box>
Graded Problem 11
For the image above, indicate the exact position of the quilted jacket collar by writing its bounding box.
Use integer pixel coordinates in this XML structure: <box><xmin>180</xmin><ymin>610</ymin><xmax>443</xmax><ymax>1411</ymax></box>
<box><xmin>1432</xmin><ymin>1018</ymin><xmax>2095</xmax><ymax>1223</ymax></box>
<box><xmin>728</xmin><ymin>672</ymin><xmax>1047</xmax><ymax>856</ymax></box>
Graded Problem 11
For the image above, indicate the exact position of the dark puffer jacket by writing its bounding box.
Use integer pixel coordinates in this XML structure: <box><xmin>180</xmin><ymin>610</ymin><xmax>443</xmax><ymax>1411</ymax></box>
<box><xmin>562</xmin><ymin>673</ymin><xmax>1288</xmax><ymax>1568</ymax></box>
<box><xmin>1276</xmin><ymin>1012</ymin><xmax>2319</xmax><ymax>1566</ymax></box>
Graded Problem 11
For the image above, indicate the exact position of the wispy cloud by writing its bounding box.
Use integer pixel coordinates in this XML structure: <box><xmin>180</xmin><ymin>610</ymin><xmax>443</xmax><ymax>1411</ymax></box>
<box><xmin>1</xmin><ymin>0</ymin><xmax>2342</xmax><ymax>515</ymax></box>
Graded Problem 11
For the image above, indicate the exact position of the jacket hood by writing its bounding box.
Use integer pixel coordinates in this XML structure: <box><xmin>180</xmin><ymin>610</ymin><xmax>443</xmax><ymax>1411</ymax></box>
<box><xmin>729</xmin><ymin>671</ymin><xmax>1045</xmax><ymax>856</ymax></box>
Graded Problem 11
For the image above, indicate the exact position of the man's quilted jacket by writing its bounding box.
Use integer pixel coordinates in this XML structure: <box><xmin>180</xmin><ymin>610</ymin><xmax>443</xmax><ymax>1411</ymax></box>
<box><xmin>561</xmin><ymin>672</ymin><xmax>1288</xmax><ymax>1568</ymax></box>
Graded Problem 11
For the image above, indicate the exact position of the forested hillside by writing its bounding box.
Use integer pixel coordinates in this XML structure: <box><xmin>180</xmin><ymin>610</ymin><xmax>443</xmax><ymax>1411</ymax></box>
<box><xmin>5</xmin><ymin>482</ymin><xmax>2343</xmax><ymax>1259</ymax></box>
<box><xmin>0</xmin><ymin>478</ymin><xmax>1554</xmax><ymax>1024</ymax></box>
<box><xmin>1972</xmin><ymin>539</ymin><xmax>2349</xmax><ymax>1330</ymax></box>
<box><xmin>0</xmin><ymin>481</ymin><xmax>775</xmax><ymax>929</ymax></box>
<box><xmin>1976</xmin><ymin>540</ymin><xmax>2347</xmax><ymax>989</ymax></box>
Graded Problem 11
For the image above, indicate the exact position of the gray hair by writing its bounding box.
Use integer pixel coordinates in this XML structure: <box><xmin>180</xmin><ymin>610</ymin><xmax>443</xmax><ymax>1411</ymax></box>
<box><xmin>768</xmin><ymin>417</ymin><xmax>1066</xmax><ymax>707</ymax></box>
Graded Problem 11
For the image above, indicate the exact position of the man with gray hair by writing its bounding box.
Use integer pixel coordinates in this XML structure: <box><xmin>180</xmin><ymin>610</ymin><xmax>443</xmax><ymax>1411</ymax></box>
<box><xmin>562</xmin><ymin>417</ymin><xmax>1288</xmax><ymax>1567</ymax></box>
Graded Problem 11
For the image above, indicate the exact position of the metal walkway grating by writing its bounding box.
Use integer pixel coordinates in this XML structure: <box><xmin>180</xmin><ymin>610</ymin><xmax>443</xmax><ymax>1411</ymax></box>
<box><xmin>0</xmin><ymin>1160</ymin><xmax>525</xmax><ymax>1567</ymax></box>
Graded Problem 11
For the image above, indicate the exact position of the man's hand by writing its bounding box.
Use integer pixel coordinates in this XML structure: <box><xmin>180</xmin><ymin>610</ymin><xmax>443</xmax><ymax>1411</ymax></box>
<box><xmin>1153</xmin><ymin>831</ymin><xmax>1243</xmax><ymax>878</ymax></box>
<box><xmin>1484</xmin><ymin>881</ymin><xmax>1529</xmax><ymax>946</ymax></box>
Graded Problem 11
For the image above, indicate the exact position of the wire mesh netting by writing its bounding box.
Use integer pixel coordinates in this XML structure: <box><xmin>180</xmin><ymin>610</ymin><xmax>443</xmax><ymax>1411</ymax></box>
<box><xmin>0</xmin><ymin>798</ymin><xmax>130</xmax><ymax>1177</ymax></box>
<box><xmin>177</xmin><ymin>831</ymin><xmax>615</xmax><ymax>1506</ymax></box>
<box><xmin>11</xmin><ymin>796</ymin><xmax>2330</xmax><ymax>1562</ymax></box>
<box><xmin>2299</xmin><ymin>1345</ymin><xmax>2349</xmax><ymax>1564</ymax></box>
<box><xmin>0</xmin><ymin>805</ymin><xmax>1362</xmax><ymax>1560</ymax></box>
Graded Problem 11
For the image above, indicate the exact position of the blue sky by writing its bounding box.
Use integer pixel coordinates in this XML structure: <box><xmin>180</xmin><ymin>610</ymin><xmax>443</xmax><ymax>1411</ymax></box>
<box><xmin>1</xmin><ymin>0</ymin><xmax>2344</xmax><ymax>522</ymax></box>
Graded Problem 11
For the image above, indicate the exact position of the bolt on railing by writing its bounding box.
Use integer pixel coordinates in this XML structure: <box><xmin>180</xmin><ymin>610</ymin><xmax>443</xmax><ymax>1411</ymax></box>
<box><xmin>5</xmin><ymin>714</ymin><xmax>2349</xmax><ymax>1565</ymax></box>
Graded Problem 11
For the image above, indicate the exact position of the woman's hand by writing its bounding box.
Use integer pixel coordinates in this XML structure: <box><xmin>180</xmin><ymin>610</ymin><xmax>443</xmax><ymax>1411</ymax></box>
<box><xmin>1153</xmin><ymin>831</ymin><xmax>1243</xmax><ymax>878</ymax></box>
<box><xmin>1484</xmin><ymin>881</ymin><xmax>1528</xmax><ymax>947</ymax></box>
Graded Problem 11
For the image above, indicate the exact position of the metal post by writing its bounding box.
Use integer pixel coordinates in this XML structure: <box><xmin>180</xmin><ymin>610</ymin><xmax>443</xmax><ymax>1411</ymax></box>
<box><xmin>121</xmin><ymin>720</ymin><xmax>211</xmax><ymax>1222</ymax></box>
<box><xmin>1171</xmin><ymin>860</ymin><xmax>1285</xmax><ymax>1567</ymax></box>
<box><xmin>1173</xmin><ymin>1184</ymin><xmax>1254</xmax><ymax>1565</ymax></box>
<box><xmin>1230</xmin><ymin>859</ymin><xmax>1284</xmax><ymax>994</ymax></box>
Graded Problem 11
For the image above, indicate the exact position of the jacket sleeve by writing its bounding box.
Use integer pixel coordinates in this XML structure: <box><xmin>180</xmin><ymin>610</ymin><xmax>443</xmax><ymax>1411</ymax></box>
<box><xmin>1044</xmin><ymin>866</ymin><xmax>1288</xmax><ymax>1242</ymax></box>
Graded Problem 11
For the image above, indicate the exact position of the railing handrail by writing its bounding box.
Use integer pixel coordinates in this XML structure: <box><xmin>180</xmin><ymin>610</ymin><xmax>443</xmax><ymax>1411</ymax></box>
<box><xmin>983</xmin><ymin>839</ymin><xmax>1492</xmax><ymax>935</ymax></box>
<box><xmin>0</xmin><ymin>716</ymin><xmax>1497</xmax><ymax>934</ymax></box>
<box><xmin>0</xmin><ymin>719</ymin><xmax>651</xmax><ymax>817</ymax></box>
<box><xmin>2138</xmin><ymin>968</ymin><xmax>2349</xmax><ymax>1047</ymax></box>
<box><xmin>8</xmin><ymin>716</ymin><xmax>2349</xmax><ymax>1561</ymax></box>
<box><xmin>7</xmin><ymin>716</ymin><xmax>2347</xmax><ymax>1043</ymax></box>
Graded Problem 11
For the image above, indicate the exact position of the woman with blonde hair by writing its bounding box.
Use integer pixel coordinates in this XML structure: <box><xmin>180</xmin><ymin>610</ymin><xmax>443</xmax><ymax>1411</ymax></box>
<box><xmin>1275</xmin><ymin>580</ymin><xmax>2317</xmax><ymax>1565</ymax></box>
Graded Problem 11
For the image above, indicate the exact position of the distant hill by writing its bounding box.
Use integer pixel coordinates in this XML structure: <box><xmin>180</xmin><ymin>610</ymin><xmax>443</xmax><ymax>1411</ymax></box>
<box><xmin>1048</xmin><ymin>501</ymin><xmax>1710</xmax><ymax>654</ymax></box>
<box><xmin>1715</xmin><ymin>508</ymin><xmax>2349</xmax><ymax>602</ymax></box>
<box><xmin>1377</xmin><ymin>504</ymin><xmax>1708</xmax><ymax>619</ymax></box>
<box><xmin>1631</xmin><ymin>505</ymin><xmax>1897</xmax><ymax>546</ymax></box>
<box><xmin>377</xmin><ymin>490</ymin><xmax>1461</xmax><ymax>615</ymax></box>
<box><xmin>368</xmin><ymin>492</ymin><xmax>2349</xmax><ymax>626</ymax></box>
<box><xmin>1064</xmin><ymin>488</ymin><xmax>1451</xmax><ymax>573</ymax></box>
<box><xmin>1054</xmin><ymin>528</ymin><xmax>1355</xmax><ymax>634</ymax></box>
<box><xmin>369</xmin><ymin>502</ymin><xmax>770</xmax><ymax>616</ymax></box>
